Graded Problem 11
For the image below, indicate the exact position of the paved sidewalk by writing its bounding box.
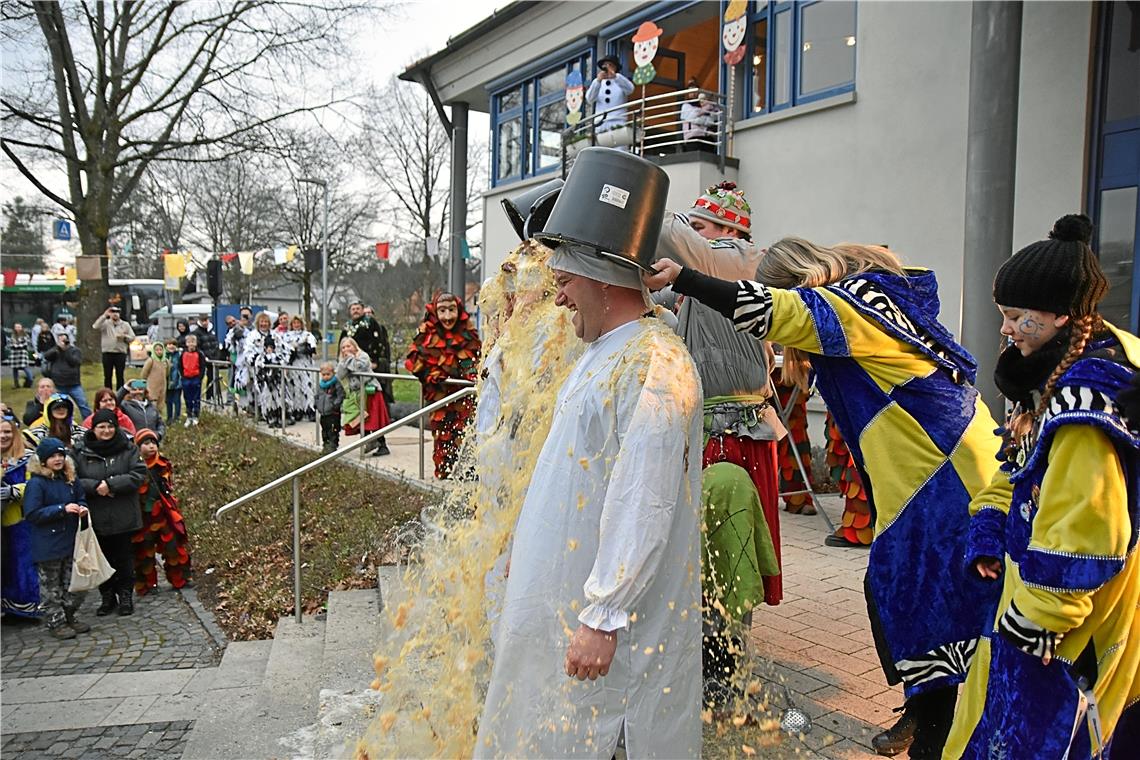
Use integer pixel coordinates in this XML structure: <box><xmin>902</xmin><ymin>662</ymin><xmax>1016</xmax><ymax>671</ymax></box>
<box><xmin>1</xmin><ymin>590</ymin><xmax>219</xmax><ymax>679</ymax></box>
<box><xmin>748</xmin><ymin>495</ymin><xmax>900</xmax><ymax>758</ymax></box>
<box><xmin>1</xmin><ymin>720</ymin><xmax>193</xmax><ymax>759</ymax></box>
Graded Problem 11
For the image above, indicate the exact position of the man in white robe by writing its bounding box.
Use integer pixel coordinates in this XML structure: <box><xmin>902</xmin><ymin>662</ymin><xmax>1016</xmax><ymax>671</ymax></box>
<box><xmin>475</xmin><ymin>244</ymin><xmax>704</xmax><ymax>759</ymax></box>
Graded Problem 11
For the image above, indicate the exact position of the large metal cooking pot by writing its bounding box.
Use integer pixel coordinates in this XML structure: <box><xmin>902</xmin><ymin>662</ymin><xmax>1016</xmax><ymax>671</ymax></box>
<box><xmin>534</xmin><ymin>148</ymin><xmax>669</xmax><ymax>273</ymax></box>
<box><xmin>501</xmin><ymin>179</ymin><xmax>564</xmax><ymax>241</ymax></box>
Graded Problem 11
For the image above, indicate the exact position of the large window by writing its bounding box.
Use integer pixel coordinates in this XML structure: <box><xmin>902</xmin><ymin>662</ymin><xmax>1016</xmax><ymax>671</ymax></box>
<box><xmin>491</xmin><ymin>53</ymin><xmax>591</xmax><ymax>185</ymax></box>
<box><xmin>746</xmin><ymin>0</ymin><xmax>856</xmax><ymax>117</ymax></box>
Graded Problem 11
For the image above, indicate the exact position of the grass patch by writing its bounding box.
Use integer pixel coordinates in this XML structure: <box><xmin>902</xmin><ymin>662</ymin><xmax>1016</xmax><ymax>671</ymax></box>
<box><xmin>164</xmin><ymin>412</ymin><xmax>430</xmax><ymax>640</ymax></box>
<box><xmin>0</xmin><ymin>362</ymin><xmax>109</xmax><ymax>413</ymax></box>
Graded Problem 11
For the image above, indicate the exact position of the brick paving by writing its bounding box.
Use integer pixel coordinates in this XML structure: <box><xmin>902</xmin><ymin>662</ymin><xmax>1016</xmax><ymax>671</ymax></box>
<box><xmin>1</xmin><ymin>588</ymin><xmax>220</xmax><ymax>679</ymax></box>
<box><xmin>0</xmin><ymin>720</ymin><xmax>193</xmax><ymax>759</ymax></box>
<box><xmin>748</xmin><ymin>495</ymin><xmax>902</xmax><ymax>757</ymax></box>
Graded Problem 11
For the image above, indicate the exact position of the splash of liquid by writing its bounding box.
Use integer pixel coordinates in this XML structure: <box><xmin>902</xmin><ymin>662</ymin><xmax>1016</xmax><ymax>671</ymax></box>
<box><xmin>357</xmin><ymin>241</ymin><xmax>583</xmax><ymax>758</ymax></box>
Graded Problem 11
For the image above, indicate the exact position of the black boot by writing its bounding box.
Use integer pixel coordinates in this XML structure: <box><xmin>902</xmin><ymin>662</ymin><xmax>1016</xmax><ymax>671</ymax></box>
<box><xmin>872</xmin><ymin>704</ymin><xmax>917</xmax><ymax>756</ymax></box>
<box><xmin>96</xmin><ymin>588</ymin><xmax>118</xmax><ymax>616</ymax></box>
<box><xmin>65</xmin><ymin>609</ymin><xmax>91</xmax><ymax>633</ymax></box>
<box><xmin>371</xmin><ymin>437</ymin><xmax>391</xmax><ymax>456</ymax></box>
<box><xmin>903</xmin><ymin>686</ymin><xmax>956</xmax><ymax>759</ymax></box>
<box><xmin>117</xmin><ymin>588</ymin><xmax>134</xmax><ymax>617</ymax></box>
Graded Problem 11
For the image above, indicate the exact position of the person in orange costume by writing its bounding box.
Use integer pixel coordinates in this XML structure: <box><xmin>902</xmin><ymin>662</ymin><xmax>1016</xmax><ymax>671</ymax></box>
<box><xmin>405</xmin><ymin>293</ymin><xmax>482</xmax><ymax>479</ymax></box>
<box><xmin>130</xmin><ymin>428</ymin><xmax>191</xmax><ymax>593</ymax></box>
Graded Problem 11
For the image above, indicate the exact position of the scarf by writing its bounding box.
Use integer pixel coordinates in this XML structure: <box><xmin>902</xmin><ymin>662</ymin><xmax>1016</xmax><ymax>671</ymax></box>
<box><xmin>319</xmin><ymin>377</ymin><xmax>337</xmax><ymax>390</ymax></box>
<box><xmin>993</xmin><ymin>329</ymin><xmax>1071</xmax><ymax>408</ymax></box>
<box><xmin>84</xmin><ymin>429</ymin><xmax>129</xmax><ymax>457</ymax></box>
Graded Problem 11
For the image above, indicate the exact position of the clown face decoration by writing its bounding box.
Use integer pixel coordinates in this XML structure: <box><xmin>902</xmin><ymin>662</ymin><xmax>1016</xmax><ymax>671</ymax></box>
<box><xmin>631</xmin><ymin>21</ymin><xmax>663</xmax><ymax>86</ymax></box>
<box><xmin>723</xmin><ymin>0</ymin><xmax>747</xmax><ymax>65</ymax></box>
<box><xmin>565</xmin><ymin>70</ymin><xmax>584</xmax><ymax>125</ymax></box>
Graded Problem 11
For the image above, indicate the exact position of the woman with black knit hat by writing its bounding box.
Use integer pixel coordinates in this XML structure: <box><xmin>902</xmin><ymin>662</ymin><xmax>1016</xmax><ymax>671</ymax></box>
<box><xmin>73</xmin><ymin>408</ymin><xmax>146</xmax><ymax>617</ymax></box>
<box><xmin>946</xmin><ymin>215</ymin><xmax>1140</xmax><ymax>758</ymax></box>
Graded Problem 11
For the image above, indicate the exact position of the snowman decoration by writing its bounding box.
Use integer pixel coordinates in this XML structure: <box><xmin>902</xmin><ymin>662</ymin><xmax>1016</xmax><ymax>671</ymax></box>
<box><xmin>631</xmin><ymin>21</ymin><xmax>663</xmax><ymax>86</ymax></box>
<box><xmin>722</xmin><ymin>0</ymin><xmax>747</xmax><ymax>65</ymax></box>
<box><xmin>565</xmin><ymin>70</ymin><xmax>584</xmax><ymax>126</ymax></box>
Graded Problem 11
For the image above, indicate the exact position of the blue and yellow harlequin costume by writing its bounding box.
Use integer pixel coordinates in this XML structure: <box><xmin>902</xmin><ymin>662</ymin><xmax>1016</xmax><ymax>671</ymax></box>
<box><xmin>672</xmin><ymin>265</ymin><xmax>1004</xmax><ymax>697</ymax></box>
<box><xmin>945</xmin><ymin>324</ymin><xmax>1140</xmax><ymax>758</ymax></box>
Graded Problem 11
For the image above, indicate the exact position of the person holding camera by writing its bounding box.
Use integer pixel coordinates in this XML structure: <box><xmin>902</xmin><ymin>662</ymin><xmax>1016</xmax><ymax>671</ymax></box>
<box><xmin>41</xmin><ymin>333</ymin><xmax>90</xmax><ymax>418</ymax></box>
<box><xmin>585</xmin><ymin>56</ymin><xmax>634</xmax><ymax>133</ymax></box>
<box><xmin>93</xmin><ymin>306</ymin><xmax>135</xmax><ymax>391</ymax></box>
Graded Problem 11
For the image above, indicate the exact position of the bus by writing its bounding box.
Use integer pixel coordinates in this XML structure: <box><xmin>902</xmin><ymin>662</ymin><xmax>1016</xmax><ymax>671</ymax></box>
<box><xmin>1</xmin><ymin>277</ymin><xmax>164</xmax><ymax>336</ymax></box>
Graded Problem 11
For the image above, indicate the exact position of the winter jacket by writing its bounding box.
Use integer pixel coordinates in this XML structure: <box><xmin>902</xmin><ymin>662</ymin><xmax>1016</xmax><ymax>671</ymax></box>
<box><xmin>119</xmin><ymin>399</ymin><xmax>166</xmax><ymax>442</ymax></box>
<box><xmin>315</xmin><ymin>378</ymin><xmax>345</xmax><ymax>416</ymax></box>
<box><xmin>22</xmin><ymin>462</ymin><xmax>86</xmax><ymax>562</ymax></box>
<box><xmin>189</xmin><ymin>324</ymin><xmax>219</xmax><ymax>358</ymax></box>
<box><xmin>41</xmin><ymin>344</ymin><xmax>83</xmax><ymax>386</ymax></box>
<box><xmin>22</xmin><ymin>398</ymin><xmax>46</xmax><ymax>427</ymax></box>
<box><xmin>92</xmin><ymin>314</ymin><xmax>135</xmax><ymax>354</ymax></box>
<box><xmin>179</xmin><ymin>349</ymin><xmax>204</xmax><ymax>380</ymax></box>
<box><xmin>140</xmin><ymin>353</ymin><xmax>169</xmax><ymax>401</ymax></box>
<box><xmin>167</xmin><ymin>349</ymin><xmax>183</xmax><ymax>391</ymax></box>
<box><xmin>73</xmin><ymin>432</ymin><xmax>145</xmax><ymax>536</ymax></box>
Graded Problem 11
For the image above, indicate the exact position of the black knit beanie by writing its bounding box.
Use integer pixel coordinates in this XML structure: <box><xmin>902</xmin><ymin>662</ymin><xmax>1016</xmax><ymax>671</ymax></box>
<box><xmin>993</xmin><ymin>214</ymin><xmax>1108</xmax><ymax>317</ymax></box>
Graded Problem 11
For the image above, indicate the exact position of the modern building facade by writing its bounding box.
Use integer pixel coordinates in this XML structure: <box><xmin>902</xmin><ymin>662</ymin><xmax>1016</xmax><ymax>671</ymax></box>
<box><xmin>403</xmin><ymin>0</ymin><xmax>1139</xmax><ymax>351</ymax></box>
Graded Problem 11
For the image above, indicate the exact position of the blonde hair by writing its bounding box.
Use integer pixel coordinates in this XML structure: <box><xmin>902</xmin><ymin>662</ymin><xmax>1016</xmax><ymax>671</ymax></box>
<box><xmin>1</xmin><ymin>419</ymin><xmax>26</xmax><ymax>461</ymax></box>
<box><xmin>1008</xmin><ymin>313</ymin><xmax>1102</xmax><ymax>443</ymax></box>
<box><xmin>319</xmin><ymin>361</ymin><xmax>335</xmax><ymax>372</ymax></box>
<box><xmin>758</xmin><ymin>237</ymin><xmax>905</xmax><ymax>389</ymax></box>
<box><xmin>255</xmin><ymin>312</ymin><xmax>272</xmax><ymax>330</ymax></box>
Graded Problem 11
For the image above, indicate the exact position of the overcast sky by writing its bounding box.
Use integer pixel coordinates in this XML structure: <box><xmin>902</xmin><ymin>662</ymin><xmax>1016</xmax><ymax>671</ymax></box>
<box><xmin>0</xmin><ymin>0</ymin><xmax>503</xmax><ymax>256</ymax></box>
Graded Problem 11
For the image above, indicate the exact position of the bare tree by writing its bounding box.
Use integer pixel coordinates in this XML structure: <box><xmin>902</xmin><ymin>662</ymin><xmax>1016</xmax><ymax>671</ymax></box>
<box><xmin>1</xmin><ymin>0</ymin><xmax>374</xmax><ymax>352</ymax></box>
<box><xmin>355</xmin><ymin>76</ymin><xmax>487</xmax><ymax>304</ymax></box>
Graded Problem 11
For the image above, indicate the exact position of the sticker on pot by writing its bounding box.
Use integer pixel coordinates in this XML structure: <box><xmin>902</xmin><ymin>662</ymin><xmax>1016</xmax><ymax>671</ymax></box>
<box><xmin>599</xmin><ymin>184</ymin><xmax>630</xmax><ymax>209</ymax></box>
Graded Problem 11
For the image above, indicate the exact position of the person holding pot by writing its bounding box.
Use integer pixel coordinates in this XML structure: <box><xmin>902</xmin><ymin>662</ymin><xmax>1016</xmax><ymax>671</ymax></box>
<box><xmin>73</xmin><ymin>409</ymin><xmax>146</xmax><ymax>617</ymax></box>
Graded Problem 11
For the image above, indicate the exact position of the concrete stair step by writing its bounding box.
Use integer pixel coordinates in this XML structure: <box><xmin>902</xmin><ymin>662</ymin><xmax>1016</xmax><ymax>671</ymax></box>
<box><xmin>180</xmin><ymin>639</ymin><xmax>274</xmax><ymax>759</ymax></box>
<box><xmin>297</xmin><ymin>589</ymin><xmax>387</xmax><ymax>759</ymax></box>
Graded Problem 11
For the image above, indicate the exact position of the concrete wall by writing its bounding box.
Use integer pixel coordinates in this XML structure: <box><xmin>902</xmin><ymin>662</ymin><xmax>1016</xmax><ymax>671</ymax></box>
<box><xmin>1011</xmin><ymin>2</ymin><xmax>1093</xmax><ymax>251</ymax></box>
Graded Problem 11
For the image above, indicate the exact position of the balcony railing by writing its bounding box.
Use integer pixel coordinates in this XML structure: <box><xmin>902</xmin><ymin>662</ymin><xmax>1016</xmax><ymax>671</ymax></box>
<box><xmin>562</xmin><ymin>87</ymin><xmax>729</xmax><ymax>172</ymax></box>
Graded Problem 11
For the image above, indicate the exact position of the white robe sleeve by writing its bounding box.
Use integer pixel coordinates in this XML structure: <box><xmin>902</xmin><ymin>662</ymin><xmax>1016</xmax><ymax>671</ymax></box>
<box><xmin>578</xmin><ymin>344</ymin><xmax>697</xmax><ymax>632</ymax></box>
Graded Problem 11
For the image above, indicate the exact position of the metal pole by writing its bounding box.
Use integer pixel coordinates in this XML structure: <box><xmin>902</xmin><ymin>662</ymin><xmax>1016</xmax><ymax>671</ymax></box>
<box><xmin>280</xmin><ymin>369</ymin><xmax>287</xmax><ymax>435</ymax></box>
<box><xmin>359</xmin><ymin>377</ymin><xmax>367</xmax><ymax>461</ymax></box>
<box><xmin>418</xmin><ymin>384</ymin><xmax>426</xmax><ymax>480</ymax></box>
<box><xmin>292</xmin><ymin>476</ymin><xmax>302</xmax><ymax>625</ymax></box>
<box><xmin>320</xmin><ymin>184</ymin><xmax>329</xmax><ymax>362</ymax></box>
<box><xmin>448</xmin><ymin>102</ymin><xmax>469</xmax><ymax>298</ymax></box>
<box><xmin>960</xmin><ymin>0</ymin><xmax>1023</xmax><ymax>417</ymax></box>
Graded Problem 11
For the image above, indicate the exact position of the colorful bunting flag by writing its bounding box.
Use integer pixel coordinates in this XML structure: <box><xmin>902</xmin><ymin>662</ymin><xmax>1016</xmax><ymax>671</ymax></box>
<box><xmin>164</xmin><ymin>253</ymin><xmax>186</xmax><ymax>279</ymax></box>
<box><xmin>375</xmin><ymin>242</ymin><xmax>390</xmax><ymax>261</ymax></box>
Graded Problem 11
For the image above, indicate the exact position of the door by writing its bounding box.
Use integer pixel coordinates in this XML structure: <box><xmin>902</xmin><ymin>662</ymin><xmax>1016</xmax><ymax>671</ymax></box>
<box><xmin>1091</xmin><ymin>2</ymin><xmax>1140</xmax><ymax>332</ymax></box>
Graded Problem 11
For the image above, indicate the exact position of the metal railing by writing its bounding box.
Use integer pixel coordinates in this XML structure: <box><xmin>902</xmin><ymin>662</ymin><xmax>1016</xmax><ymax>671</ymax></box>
<box><xmin>211</xmin><ymin>385</ymin><xmax>478</xmax><ymax>624</ymax></box>
<box><xmin>562</xmin><ymin>87</ymin><xmax>728</xmax><ymax>171</ymax></box>
<box><xmin>204</xmin><ymin>358</ymin><xmax>474</xmax><ymax>479</ymax></box>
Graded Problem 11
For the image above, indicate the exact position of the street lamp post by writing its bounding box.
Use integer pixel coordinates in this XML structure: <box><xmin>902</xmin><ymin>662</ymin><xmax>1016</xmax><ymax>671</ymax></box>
<box><xmin>298</xmin><ymin>176</ymin><xmax>329</xmax><ymax>360</ymax></box>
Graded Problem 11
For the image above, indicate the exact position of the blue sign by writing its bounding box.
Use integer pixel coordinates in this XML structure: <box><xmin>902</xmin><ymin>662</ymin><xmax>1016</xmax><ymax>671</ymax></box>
<box><xmin>53</xmin><ymin>219</ymin><xmax>71</xmax><ymax>241</ymax></box>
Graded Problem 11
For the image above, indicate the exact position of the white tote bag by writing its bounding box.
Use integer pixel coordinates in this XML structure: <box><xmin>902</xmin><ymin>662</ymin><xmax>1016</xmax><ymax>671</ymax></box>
<box><xmin>69</xmin><ymin>513</ymin><xmax>115</xmax><ymax>593</ymax></box>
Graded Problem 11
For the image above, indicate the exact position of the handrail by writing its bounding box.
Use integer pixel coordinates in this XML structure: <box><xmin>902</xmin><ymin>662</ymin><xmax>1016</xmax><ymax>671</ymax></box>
<box><xmin>214</xmin><ymin>386</ymin><xmax>476</xmax><ymax>522</ymax></box>
<box><xmin>211</xmin><ymin>385</ymin><xmax>478</xmax><ymax>625</ymax></box>
<box><xmin>205</xmin><ymin>358</ymin><xmax>473</xmax><ymax>476</ymax></box>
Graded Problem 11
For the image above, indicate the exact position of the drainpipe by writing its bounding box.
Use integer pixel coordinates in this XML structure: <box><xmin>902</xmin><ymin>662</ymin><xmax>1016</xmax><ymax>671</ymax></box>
<box><xmin>449</xmin><ymin>102</ymin><xmax>469</xmax><ymax>298</ymax></box>
<box><xmin>960</xmin><ymin>1</ymin><xmax>1023</xmax><ymax>417</ymax></box>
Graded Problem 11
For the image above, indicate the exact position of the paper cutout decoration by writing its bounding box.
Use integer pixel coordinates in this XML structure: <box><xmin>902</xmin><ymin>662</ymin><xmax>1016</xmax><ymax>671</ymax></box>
<box><xmin>273</xmin><ymin>246</ymin><xmax>288</xmax><ymax>265</ymax></box>
<box><xmin>238</xmin><ymin>251</ymin><xmax>255</xmax><ymax>275</ymax></box>
<box><xmin>723</xmin><ymin>0</ymin><xmax>747</xmax><ymax>65</ymax></box>
<box><xmin>375</xmin><ymin>242</ymin><xmax>390</xmax><ymax>260</ymax></box>
<box><xmin>631</xmin><ymin>21</ymin><xmax>663</xmax><ymax>86</ymax></box>
<box><xmin>65</xmin><ymin>267</ymin><xmax>78</xmax><ymax>288</ymax></box>
<box><xmin>565</xmin><ymin>70</ymin><xmax>584</xmax><ymax>125</ymax></box>
<box><xmin>285</xmin><ymin>245</ymin><xmax>298</xmax><ymax>262</ymax></box>
<box><xmin>426</xmin><ymin>238</ymin><xmax>440</xmax><ymax>259</ymax></box>
<box><xmin>221</xmin><ymin>253</ymin><xmax>239</xmax><ymax>264</ymax></box>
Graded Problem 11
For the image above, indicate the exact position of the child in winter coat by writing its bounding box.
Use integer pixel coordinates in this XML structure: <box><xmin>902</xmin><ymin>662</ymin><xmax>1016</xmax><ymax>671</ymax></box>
<box><xmin>315</xmin><ymin>362</ymin><xmax>345</xmax><ymax>454</ymax></box>
<box><xmin>179</xmin><ymin>335</ymin><xmax>203</xmax><ymax>427</ymax></box>
<box><xmin>131</xmin><ymin>429</ymin><xmax>191</xmax><ymax>594</ymax></box>
<box><xmin>165</xmin><ymin>340</ymin><xmax>182</xmax><ymax>422</ymax></box>
<box><xmin>140</xmin><ymin>343</ymin><xmax>169</xmax><ymax>412</ymax></box>
<box><xmin>21</xmin><ymin>437</ymin><xmax>91</xmax><ymax>639</ymax></box>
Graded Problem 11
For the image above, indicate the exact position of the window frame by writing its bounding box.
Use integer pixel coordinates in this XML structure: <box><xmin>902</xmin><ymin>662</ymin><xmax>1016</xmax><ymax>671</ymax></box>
<box><xmin>490</xmin><ymin>51</ymin><xmax>593</xmax><ymax>187</ymax></box>
<box><xmin>743</xmin><ymin>0</ymin><xmax>857</xmax><ymax>119</ymax></box>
